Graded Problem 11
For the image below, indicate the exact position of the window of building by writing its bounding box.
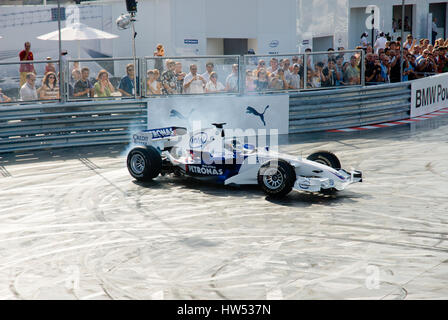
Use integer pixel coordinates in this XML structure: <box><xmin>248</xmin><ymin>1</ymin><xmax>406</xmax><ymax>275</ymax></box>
<box><xmin>392</xmin><ymin>5</ymin><xmax>413</xmax><ymax>34</ymax></box>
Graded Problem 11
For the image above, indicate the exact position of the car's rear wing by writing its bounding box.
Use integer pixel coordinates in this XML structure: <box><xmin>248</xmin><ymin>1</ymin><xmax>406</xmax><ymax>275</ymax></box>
<box><xmin>132</xmin><ymin>127</ymin><xmax>188</xmax><ymax>145</ymax></box>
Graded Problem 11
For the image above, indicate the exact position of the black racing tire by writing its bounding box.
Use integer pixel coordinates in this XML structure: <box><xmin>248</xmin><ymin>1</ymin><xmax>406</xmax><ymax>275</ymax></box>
<box><xmin>127</xmin><ymin>146</ymin><xmax>162</xmax><ymax>181</ymax></box>
<box><xmin>257</xmin><ymin>160</ymin><xmax>296</xmax><ymax>198</ymax></box>
<box><xmin>307</xmin><ymin>151</ymin><xmax>341</xmax><ymax>170</ymax></box>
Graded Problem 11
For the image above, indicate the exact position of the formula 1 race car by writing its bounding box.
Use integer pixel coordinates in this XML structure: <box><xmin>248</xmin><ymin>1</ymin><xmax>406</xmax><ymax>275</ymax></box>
<box><xmin>126</xmin><ymin>124</ymin><xmax>362</xmax><ymax>198</ymax></box>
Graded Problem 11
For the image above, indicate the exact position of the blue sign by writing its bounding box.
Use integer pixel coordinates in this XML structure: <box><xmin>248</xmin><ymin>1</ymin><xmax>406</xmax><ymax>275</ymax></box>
<box><xmin>184</xmin><ymin>39</ymin><xmax>199</xmax><ymax>45</ymax></box>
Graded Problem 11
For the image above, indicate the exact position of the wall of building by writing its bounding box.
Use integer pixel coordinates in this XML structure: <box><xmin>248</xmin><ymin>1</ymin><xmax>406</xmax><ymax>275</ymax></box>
<box><xmin>348</xmin><ymin>0</ymin><xmax>448</xmax><ymax>48</ymax></box>
<box><xmin>296</xmin><ymin>0</ymin><xmax>350</xmax><ymax>52</ymax></box>
<box><xmin>109</xmin><ymin>0</ymin><xmax>298</xmax><ymax>58</ymax></box>
<box><xmin>1</xmin><ymin>0</ymin><xmax>447</xmax><ymax>64</ymax></box>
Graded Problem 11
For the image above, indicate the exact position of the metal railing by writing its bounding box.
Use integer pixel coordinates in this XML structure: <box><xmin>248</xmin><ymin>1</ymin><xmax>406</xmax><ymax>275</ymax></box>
<box><xmin>0</xmin><ymin>52</ymin><xmax>431</xmax><ymax>154</ymax></box>
<box><xmin>0</xmin><ymin>60</ymin><xmax>60</xmax><ymax>104</ymax></box>
<box><xmin>1</xmin><ymin>51</ymin><xmax>366</xmax><ymax>105</ymax></box>
<box><xmin>289</xmin><ymin>82</ymin><xmax>411</xmax><ymax>133</ymax></box>
<box><xmin>0</xmin><ymin>99</ymin><xmax>147</xmax><ymax>153</ymax></box>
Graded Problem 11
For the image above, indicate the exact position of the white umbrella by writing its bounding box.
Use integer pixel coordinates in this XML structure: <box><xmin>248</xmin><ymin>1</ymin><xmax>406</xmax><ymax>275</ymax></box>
<box><xmin>36</xmin><ymin>22</ymin><xmax>118</xmax><ymax>58</ymax></box>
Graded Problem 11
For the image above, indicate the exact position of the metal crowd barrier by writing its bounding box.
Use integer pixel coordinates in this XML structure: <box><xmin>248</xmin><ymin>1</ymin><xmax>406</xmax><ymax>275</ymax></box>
<box><xmin>0</xmin><ymin>52</ymin><xmax>419</xmax><ymax>154</ymax></box>
<box><xmin>0</xmin><ymin>100</ymin><xmax>147</xmax><ymax>153</ymax></box>
<box><xmin>289</xmin><ymin>82</ymin><xmax>411</xmax><ymax>133</ymax></box>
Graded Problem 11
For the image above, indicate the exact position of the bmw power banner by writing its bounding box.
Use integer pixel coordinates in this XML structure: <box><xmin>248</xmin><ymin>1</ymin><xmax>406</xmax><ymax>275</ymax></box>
<box><xmin>411</xmin><ymin>73</ymin><xmax>448</xmax><ymax>118</ymax></box>
<box><xmin>147</xmin><ymin>94</ymin><xmax>290</xmax><ymax>134</ymax></box>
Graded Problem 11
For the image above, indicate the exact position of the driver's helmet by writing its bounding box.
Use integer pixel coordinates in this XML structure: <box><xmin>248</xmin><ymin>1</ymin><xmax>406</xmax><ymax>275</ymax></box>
<box><xmin>224</xmin><ymin>139</ymin><xmax>243</xmax><ymax>153</ymax></box>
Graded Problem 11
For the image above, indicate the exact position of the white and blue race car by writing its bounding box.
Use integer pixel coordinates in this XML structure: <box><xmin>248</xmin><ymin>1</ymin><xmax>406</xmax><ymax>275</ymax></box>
<box><xmin>126</xmin><ymin>124</ymin><xmax>362</xmax><ymax>198</ymax></box>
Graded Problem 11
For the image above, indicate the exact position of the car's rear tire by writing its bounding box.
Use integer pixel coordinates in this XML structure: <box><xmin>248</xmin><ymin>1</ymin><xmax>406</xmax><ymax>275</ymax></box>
<box><xmin>127</xmin><ymin>146</ymin><xmax>162</xmax><ymax>181</ymax></box>
<box><xmin>257</xmin><ymin>160</ymin><xmax>296</xmax><ymax>198</ymax></box>
<box><xmin>307</xmin><ymin>151</ymin><xmax>341</xmax><ymax>170</ymax></box>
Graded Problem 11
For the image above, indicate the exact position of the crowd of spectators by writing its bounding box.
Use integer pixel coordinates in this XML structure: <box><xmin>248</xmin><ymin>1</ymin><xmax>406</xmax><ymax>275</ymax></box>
<box><xmin>2</xmin><ymin>38</ymin><xmax>448</xmax><ymax>103</ymax></box>
<box><xmin>145</xmin><ymin>59</ymin><xmax>240</xmax><ymax>96</ymax></box>
<box><xmin>363</xmin><ymin>33</ymin><xmax>448</xmax><ymax>84</ymax></box>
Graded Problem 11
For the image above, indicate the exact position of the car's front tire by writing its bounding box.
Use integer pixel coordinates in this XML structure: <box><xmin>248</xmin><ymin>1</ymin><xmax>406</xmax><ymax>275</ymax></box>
<box><xmin>307</xmin><ymin>151</ymin><xmax>341</xmax><ymax>195</ymax></box>
<box><xmin>257</xmin><ymin>160</ymin><xmax>296</xmax><ymax>198</ymax></box>
<box><xmin>127</xmin><ymin>146</ymin><xmax>162</xmax><ymax>181</ymax></box>
<box><xmin>307</xmin><ymin>151</ymin><xmax>341</xmax><ymax>170</ymax></box>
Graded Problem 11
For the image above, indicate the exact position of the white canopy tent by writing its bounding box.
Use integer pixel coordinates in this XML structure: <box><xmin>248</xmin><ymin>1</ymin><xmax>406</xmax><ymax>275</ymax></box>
<box><xmin>36</xmin><ymin>22</ymin><xmax>119</xmax><ymax>59</ymax></box>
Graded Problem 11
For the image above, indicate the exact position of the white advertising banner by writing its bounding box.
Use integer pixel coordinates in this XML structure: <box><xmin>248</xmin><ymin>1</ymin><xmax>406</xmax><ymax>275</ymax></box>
<box><xmin>147</xmin><ymin>94</ymin><xmax>289</xmax><ymax>134</ymax></box>
<box><xmin>410</xmin><ymin>73</ymin><xmax>448</xmax><ymax>118</ymax></box>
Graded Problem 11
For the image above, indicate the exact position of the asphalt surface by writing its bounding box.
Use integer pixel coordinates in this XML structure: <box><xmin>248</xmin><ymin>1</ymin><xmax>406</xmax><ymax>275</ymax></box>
<box><xmin>0</xmin><ymin>116</ymin><xmax>447</xmax><ymax>300</ymax></box>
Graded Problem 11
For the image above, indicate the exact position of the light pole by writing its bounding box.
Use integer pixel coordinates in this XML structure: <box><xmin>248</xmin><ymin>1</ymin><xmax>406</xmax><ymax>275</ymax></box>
<box><xmin>57</xmin><ymin>0</ymin><xmax>64</xmax><ymax>102</ymax></box>
<box><xmin>371</xmin><ymin>9</ymin><xmax>375</xmax><ymax>47</ymax></box>
<box><xmin>400</xmin><ymin>0</ymin><xmax>405</xmax><ymax>82</ymax></box>
<box><xmin>130</xmin><ymin>12</ymin><xmax>137</xmax><ymax>99</ymax></box>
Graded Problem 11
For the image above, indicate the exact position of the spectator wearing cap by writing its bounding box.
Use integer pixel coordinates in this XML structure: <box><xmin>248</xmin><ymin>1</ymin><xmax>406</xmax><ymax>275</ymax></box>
<box><xmin>45</xmin><ymin>57</ymin><xmax>56</xmax><ymax>75</ymax></box>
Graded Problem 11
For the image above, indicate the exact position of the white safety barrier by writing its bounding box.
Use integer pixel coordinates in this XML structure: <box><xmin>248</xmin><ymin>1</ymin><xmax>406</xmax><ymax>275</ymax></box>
<box><xmin>411</xmin><ymin>73</ymin><xmax>448</xmax><ymax>118</ymax></box>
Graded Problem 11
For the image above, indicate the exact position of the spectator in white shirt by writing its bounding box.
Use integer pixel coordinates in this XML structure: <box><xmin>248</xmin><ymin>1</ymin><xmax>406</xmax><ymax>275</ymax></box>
<box><xmin>183</xmin><ymin>64</ymin><xmax>206</xmax><ymax>94</ymax></box>
<box><xmin>289</xmin><ymin>64</ymin><xmax>301</xmax><ymax>89</ymax></box>
<box><xmin>205</xmin><ymin>72</ymin><xmax>225</xmax><ymax>93</ymax></box>
<box><xmin>360</xmin><ymin>32</ymin><xmax>369</xmax><ymax>49</ymax></box>
<box><xmin>267</xmin><ymin>57</ymin><xmax>279</xmax><ymax>75</ymax></box>
<box><xmin>20</xmin><ymin>72</ymin><xmax>38</xmax><ymax>101</ymax></box>
<box><xmin>404</xmin><ymin>34</ymin><xmax>415</xmax><ymax>50</ymax></box>
<box><xmin>225</xmin><ymin>64</ymin><xmax>239</xmax><ymax>92</ymax></box>
<box><xmin>374</xmin><ymin>32</ymin><xmax>387</xmax><ymax>54</ymax></box>
<box><xmin>280</xmin><ymin>58</ymin><xmax>293</xmax><ymax>83</ymax></box>
<box><xmin>432</xmin><ymin>18</ymin><xmax>438</xmax><ymax>45</ymax></box>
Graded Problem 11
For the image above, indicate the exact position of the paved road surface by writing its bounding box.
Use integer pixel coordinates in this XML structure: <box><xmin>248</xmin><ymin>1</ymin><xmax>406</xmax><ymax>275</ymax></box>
<box><xmin>0</xmin><ymin>116</ymin><xmax>447</xmax><ymax>300</ymax></box>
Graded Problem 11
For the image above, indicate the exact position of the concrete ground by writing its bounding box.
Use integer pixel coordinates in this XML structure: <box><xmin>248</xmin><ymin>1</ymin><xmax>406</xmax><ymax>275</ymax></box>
<box><xmin>0</xmin><ymin>115</ymin><xmax>447</xmax><ymax>300</ymax></box>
